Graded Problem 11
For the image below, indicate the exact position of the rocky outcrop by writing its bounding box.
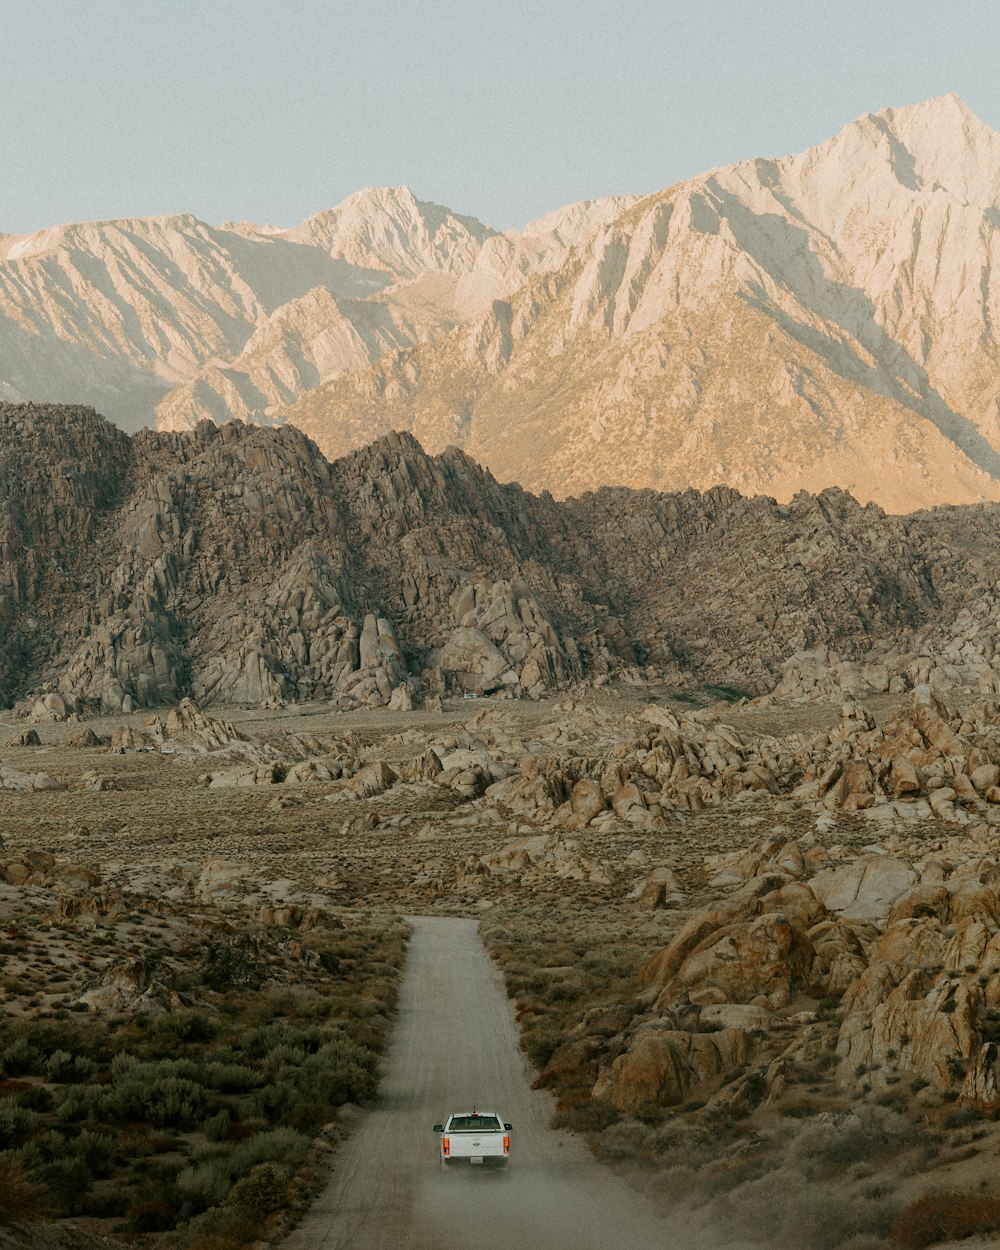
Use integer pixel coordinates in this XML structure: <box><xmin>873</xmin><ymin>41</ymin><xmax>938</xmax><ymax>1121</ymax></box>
<box><xmin>12</xmin><ymin>407</ymin><xmax>1000</xmax><ymax>711</ymax></box>
<box><xmin>589</xmin><ymin>829</ymin><xmax>1000</xmax><ymax>1113</ymax></box>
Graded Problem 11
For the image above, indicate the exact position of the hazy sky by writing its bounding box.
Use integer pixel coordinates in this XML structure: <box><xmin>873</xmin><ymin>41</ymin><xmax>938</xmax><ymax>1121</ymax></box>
<box><xmin>2</xmin><ymin>0</ymin><xmax>997</xmax><ymax>234</ymax></box>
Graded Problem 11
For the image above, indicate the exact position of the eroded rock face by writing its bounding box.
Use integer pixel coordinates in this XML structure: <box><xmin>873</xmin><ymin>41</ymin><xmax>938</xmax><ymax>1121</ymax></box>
<box><xmin>591</xmin><ymin>830</ymin><xmax>1000</xmax><ymax>1113</ymax></box>
<box><xmin>11</xmin><ymin>404</ymin><xmax>1000</xmax><ymax>714</ymax></box>
<box><xmin>0</xmin><ymin>411</ymin><xmax>592</xmax><ymax>711</ymax></box>
<box><xmin>593</xmin><ymin>1024</ymin><xmax>752</xmax><ymax>1113</ymax></box>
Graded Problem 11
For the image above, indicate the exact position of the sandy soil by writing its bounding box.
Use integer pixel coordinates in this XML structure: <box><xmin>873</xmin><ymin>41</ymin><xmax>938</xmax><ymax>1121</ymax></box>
<box><xmin>281</xmin><ymin>916</ymin><xmax>679</xmax><ymax>1250</ymax></box>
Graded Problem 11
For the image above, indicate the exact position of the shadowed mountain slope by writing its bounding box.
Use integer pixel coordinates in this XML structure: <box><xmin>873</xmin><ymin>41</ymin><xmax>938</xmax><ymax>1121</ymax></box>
<box><xmin>3</xmin><ymin>404</ymin><xmax>1000</xmax><ymax>713</ymax></box>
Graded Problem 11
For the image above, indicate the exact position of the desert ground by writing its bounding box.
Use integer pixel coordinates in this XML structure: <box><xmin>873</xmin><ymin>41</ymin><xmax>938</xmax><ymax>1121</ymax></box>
<box><xmin>6</xmin><ymin>685</ymin><xmax>1000</xmax><ymax>1249</ymax></box>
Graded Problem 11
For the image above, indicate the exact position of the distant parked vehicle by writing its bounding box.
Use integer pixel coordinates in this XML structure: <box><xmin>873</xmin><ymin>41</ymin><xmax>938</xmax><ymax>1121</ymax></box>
<box><xmin>433</xmin><ymin>1110</ymin><xmax>512</xmax><ymax>1170</ymax></box>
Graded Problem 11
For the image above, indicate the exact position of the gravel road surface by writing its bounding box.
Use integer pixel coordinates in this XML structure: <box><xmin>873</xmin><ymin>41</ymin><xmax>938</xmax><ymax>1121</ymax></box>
<box><xmin>282</xmin><ymin>915</ymin><xmax>676</xmax><ymax>1250</ymax></box>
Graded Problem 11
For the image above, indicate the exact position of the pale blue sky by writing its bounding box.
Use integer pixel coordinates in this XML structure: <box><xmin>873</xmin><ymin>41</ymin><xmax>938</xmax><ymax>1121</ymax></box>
<box><xmin>1</xmin><ymin>0</ymin><xmax>997</xmax><ymax>234</ymax></box>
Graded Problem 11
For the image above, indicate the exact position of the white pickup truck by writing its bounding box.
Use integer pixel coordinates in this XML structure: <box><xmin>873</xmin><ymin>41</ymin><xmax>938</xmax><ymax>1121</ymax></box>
<box><xmin>433</xmin><ymin>1110</ymin><xmax>512</xmax><ymax>1170</ymax></box>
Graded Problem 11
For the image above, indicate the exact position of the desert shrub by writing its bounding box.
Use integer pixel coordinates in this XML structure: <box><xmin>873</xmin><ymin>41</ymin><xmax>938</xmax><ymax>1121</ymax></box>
<box><xmin>227</xmin><ymin>1127</ymin><xmax>308</xmax><ymax>1175</ymax></box>
<box><xmin>552</xmin><ymin>1098</ymin><xmax>620</xmax><ymax>1133</ymax></box>
<box><xmin>152</xmin><ymin>1011</ymin><xmax>218</xmax><ymax>1046</ymax></box>
<box><xmin>646</xmin><ymin>1119</ymin><xmax>719</xmax><ymax>1167</ymax></box>
<box><xmin>202</xmin><ymin>1109</ymin><xmax>232</xmax><ymax>1142</ymax></box>
<box><xmin>15</xmin><ymin>1086</ymin><xmax>53</xmax><ymax>1112</ymax></box>
<box><xmin>892</xmin><ymin>1190</ymin><xmax>1000</xmax><ymax>1248</ymax></box>
<box><xmin>30</xmin><ymin>1128</ymin><xmax>69</xmax><ymax>1163</ymax></box>
<box><xmin>128</xmin><ymin>1196</ymin><xmax>180</xmax><ymax>1233</ymax></box>
<box><xmin>177</xmin><ymin>1156</ymin><xmax>236</xmax><ymax>1208</ymax></box>
<box><xmin>53</xmin><ymin>1084</ymin><xmax>97</xmax><ymax>1124</ymax></box>
<box><xmin>249</xmin><ymin>1079</ymin><xmax>299</xmax><ymax>1126</ymax></box>
<box><xmin>0</xmin><ymin>1037</ymin><xmax>44</xmax><ymax>1077</ymax></box>
<box><xmin>226</xmin><ymin>1161</ymin><xmax>289</xmax><ymax>1215</ymax></box>
<box><xmin>521</xmin><ymin>1020</ymin><xmax>565</xmax><ymax>1069</ymax></box>
<box><xmin>252</xmin><ymin>1038</ymin><xmax>378</xmax><ymax>1127</ymax></box>
<box><xmin>722</xmin><ymin>1168</ymin><xmax>898</xmax><ymax>1250</ymax></box>
<box><xmin>2</xmin><ymin>1021</ymin><xmax>101</xmax><ymax>1066</ymax></box>
<box><xmin>110</xmin><ymin>1052</ymin><xmax>199</xmax><ymax>1082</ymax></box>
<box><xmin>34</xmin><ymin>1156</ymin><xmax>92</xmax><ymax>1215</ymax></box>
<box><xmin>599</xmin><ymin>1118</ymin><xmax>653</xmax><ymax>1161</ymax></box>
<box><xmin>240</xmin><ymin>1022</ymin><xmax>324</xmax><ymax>1060</ymax></box>
<box><xmin>780</xmin><ymin>1187</ymin><xmax>899</xmax><ymax>1250</ymax></box>
<box><xmin>172</xmin><ymin>1202</ymin><xmax>258</xmax><ymax>1249</ymax></box>
<box><xmin>176</xmin><ymin>1128</ymin><xmax>308</xmax><ymax>1211</ymax></box>
<box><xmin>201</xmin><ymin>1062</ymin><xmax>262</xmax><ymax>1094</ymax></box>
<box><xmin>0</xmin><ymin>1097</ymin><xmax>38</xmax><ymax>1148</ymax></box>
<box><xmin>69</xmin><ymin>1128</ymin><xmax>114</xmax><ymax>1176</ymax></box>
<box><xmin>794</xmin><ymin>1105</ymin><xmax>919</xmax><ymax>1172</ymax></box>
<box><xmin>700</xmin><ymin>1157</ymin><xmax>771</xmax><ymax>1198</ymax></box>
<box><xmin>0</xmin><ymin>1156</ymin><xmax>42</xmax><ymax>1223</ymax></box>
<box><xmin>45</xmin><ymin>1049</ymin><xmax>97</xmax><ymax>1083</ymax></box>
<box><xmin>941</xmin><ymin>1105</ymin><xmax>981</xmax><ymax>1129</ymax></box>
<box><xmin>265</xmin><ymin>1043</ymin><xmax>309</xmax><ymax>1069</ymax></box>
<box><xmin>108</xmin><ymin>1071</ymin><xmax>208</xmax><ymax>1128</ymax></box>
<box><xmin>81</xmin><ymin>1184</ymin><xmax>129</xmax><ymax>1219</ymax></box>
<box><xmin>295</xmin><ymin>1037</ymin><xmax>378</xmax><ymax>1106</ymax></box>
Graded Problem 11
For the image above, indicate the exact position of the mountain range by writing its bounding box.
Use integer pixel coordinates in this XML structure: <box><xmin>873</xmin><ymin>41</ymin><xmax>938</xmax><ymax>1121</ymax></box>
<box><xmin>2</xmin><ymin>95</ymin><xmax>1000</xmax><ymax>510</ymax></box>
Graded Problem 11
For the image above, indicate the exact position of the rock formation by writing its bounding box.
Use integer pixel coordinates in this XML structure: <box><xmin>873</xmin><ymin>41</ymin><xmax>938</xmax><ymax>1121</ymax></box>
<box><xmin>565</xmin><ymin>826</ymin><xmax>1000</xmax><ymax>1116</ymax></box>
<box><xmin>10</xmin><ymin>404</ymin><xmax>1000</xmax><ymax>713</ymax></box>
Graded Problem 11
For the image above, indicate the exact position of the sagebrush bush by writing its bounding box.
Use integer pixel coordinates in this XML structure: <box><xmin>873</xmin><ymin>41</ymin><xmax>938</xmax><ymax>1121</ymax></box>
<box><xmin>176</xmin><ymin>1126</ymin><xmax>309</xmax><ymax>1212</ymax></box>
<box><xmin>297</xmin><ymin>1037</ymin><xmax>378</xmax><ymax>1104</ymax></box>
<box><xmin>521</xmin><ymin>1020</ymin><xmax>565</xmax><ymax>1069</ymax></box>
<box><xmin>794</xmin><ymin>1105</ymin><xmax>920</xmax><ymax>1172</ymax></box>
<box><xmin>0</xmin><ymin>1156</ymin><xmax>40</xmax><ymax>1223</ymax></box>
<box><xmin>45</xmin><ymin>1049</ymin><xmax>97</xmax><ymax>1083</ymax></box>
<box><xmin>202</xmin><ymin>1109</ymin><xmax>232</xmax><ymax>1142</ymax></box>
<box><xmin>70</xmin><ymin>1128</ymin><xmax>114</xmax><ymax>1176</ymax></box>
<box><xmin>151</xmin><ymin>1010</ymin><xmax>218</xmax><ymax>1045</ymax></box>
<box><xmin>227</xmin><ymin>1127</ymin><xmax>309</xmax><ymax>1175</ymax></box>
<box><xmin>176</xmin><ymin>1156</ymin><xmax>235</xmax><ymax>1208</ymax></box>
<box><xmin>599</xmin><ymin>1118</ymin><xmax>653</xmax><ymax>1161</ymax></box>
<box><xmin>34</xmin><ymin>1156</ymin><xmax>92</xmax><ymax>1215</ymax></box>
<box><xmin>201</xmin><ymin>1061</ymin><xmax>262</xmax><ymax>1093</ymax></box>
<box><xmin>226</xmin><ymin>1161</ymin><xmax>290</xmax><ymax>1216</ymax></box>
<box><xmin>723</xmin><ymin>1167</ymin><xmax>899</xmax><ymax>1250</ymax></box>
<box><xmin>646</xmin><ymin>1118</ymin><xmax>719</xmax><ymax>1167</ymax></box>
<box><xmin>0</xmin><ymin>1097</ymin><xmax>38</xmax><ymax>1148</ymax></box>
<box><xmin>0</xmin><ymin>1037</ymin><xmax>43</xmax><ymax>1077</ymax></box>
<box><xmin>109</xmin><ymin>1071</ymin><xmax>208</xmax><ymax>1128</ymax></box>
<box><xmin>170</xmin><ymin>1201</ymin><xmax>258</xmax><ymax>1250</ymax></box>
<box><xmin>265</xmin><ymin>1042</ymin><xmax>309</xmax><ymax>1069</ymax></box>
<box><xmin>241</xmin><ymin>1022</ymin><xmax>324</xmax><ymax>1060</ymax></box>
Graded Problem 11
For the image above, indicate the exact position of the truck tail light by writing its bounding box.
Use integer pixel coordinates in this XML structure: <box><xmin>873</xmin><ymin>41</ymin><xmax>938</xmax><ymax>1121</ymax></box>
<box><xmin>503</xmin><ymin>1135</ymin><xmax>510</xmax><ymax>1153</ymax></box>
<box><xmin>442</xmin><ymin>1137</ymin><xmax>450</xmax><ymax>1156</ymax></box>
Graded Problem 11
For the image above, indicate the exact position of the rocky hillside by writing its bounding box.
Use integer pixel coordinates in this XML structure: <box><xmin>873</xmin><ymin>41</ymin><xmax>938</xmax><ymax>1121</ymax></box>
<box><xmin>5</xmin><ymin>403</ymin><xmax>1000</xmax><ymax>715</ymax></box>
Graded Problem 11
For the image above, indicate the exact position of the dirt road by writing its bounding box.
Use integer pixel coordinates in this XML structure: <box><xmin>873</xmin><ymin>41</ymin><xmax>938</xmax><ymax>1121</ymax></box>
<box><xmin>281</xmin><ymin>915</ymin><xmax>676</xmax><ymax>1250</ymax></box>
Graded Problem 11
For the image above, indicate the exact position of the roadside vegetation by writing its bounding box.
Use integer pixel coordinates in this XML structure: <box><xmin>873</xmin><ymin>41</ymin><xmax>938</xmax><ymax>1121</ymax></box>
<box><xmin>0</xmin><ymin>913</ymin><xmax>406</xmax><ymax>1249</ymax></box>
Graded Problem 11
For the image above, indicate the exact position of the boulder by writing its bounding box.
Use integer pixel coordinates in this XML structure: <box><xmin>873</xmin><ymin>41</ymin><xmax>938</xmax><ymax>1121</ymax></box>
<box><xmin>593</xmin><ymin>1025</ymin><xmax>752</xmax><ymax>1111</ymax></box>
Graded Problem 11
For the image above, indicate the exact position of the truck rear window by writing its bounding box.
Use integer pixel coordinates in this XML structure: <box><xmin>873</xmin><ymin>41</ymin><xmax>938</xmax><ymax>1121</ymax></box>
<box><xmin>449</xmin><ymin>1116</ymin><xmax>502</xmax><ymax>1132</ymax></box>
